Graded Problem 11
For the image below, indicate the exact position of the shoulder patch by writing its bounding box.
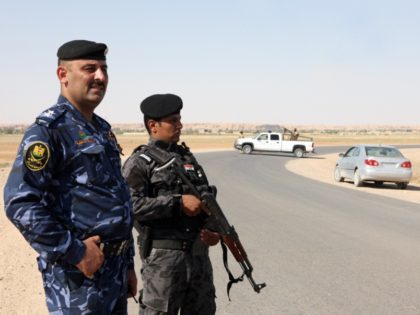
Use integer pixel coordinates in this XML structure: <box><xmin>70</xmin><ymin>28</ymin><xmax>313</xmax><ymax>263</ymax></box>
<box><xmin>35</xmin><ymin>106</ymin><xmax>67</xmax><ymax>127</ymax></box>
<box><xmin>24</xmin><ymin>141</ymin><xmax>50</xmax><ymax>171</ymax></box>
<box><xmin>139</xmin><ymin>153</ymin><xmax>152</xmax><ymax>163</ymax></box>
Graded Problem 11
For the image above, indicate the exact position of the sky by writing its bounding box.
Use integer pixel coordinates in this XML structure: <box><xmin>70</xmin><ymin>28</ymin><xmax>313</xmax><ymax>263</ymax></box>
<box><xmin>1</xmin><ymin>0</ymin><xmax>420</xmax><ymax>125</ymax></box>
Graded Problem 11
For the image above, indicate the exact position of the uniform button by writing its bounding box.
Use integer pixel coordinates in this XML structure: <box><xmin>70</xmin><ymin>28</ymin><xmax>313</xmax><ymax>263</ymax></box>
<box><xmin>186</xmin><ymin>228</ymin><xmax>190</xmax><ymax>232</ymax></box>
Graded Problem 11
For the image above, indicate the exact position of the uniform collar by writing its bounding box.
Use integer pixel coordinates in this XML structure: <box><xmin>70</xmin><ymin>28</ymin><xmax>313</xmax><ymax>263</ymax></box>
<box><xmin>149</xmin><ymin>138</ymin><xmax>178</xmax><ymax>152</ymax></box>
<box><xmin>57</xmin><ymin>95</ymin><xmax>108</xmax><ymax>131</ymax></box>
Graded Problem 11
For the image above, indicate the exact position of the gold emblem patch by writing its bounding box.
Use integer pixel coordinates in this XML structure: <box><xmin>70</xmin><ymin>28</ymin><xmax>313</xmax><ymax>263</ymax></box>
<box><xmin>24</xmin><ymin>142</ymin><xmax>50</xmax><ymax>171</ymax></box>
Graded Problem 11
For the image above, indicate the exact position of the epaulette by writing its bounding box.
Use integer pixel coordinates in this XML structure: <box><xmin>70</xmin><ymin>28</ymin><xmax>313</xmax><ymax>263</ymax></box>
<box><xmin>133</xmin><ymin>145</ymin><xmax>153</xmax><ymax>164</ymax></box>
<box><xmin>133</xmin><ymin>144</ymin><xmax>147</xmax><ymax>154</ymax></box>
<box><xmin>35</xmin><ymin>105</ymin><xmax>67</xmax><ymax>127</ymax></box>
<box><xmin>133</xmin><ymin>144</ymin><xmax>175</xmax><ymax>165</ymax></box>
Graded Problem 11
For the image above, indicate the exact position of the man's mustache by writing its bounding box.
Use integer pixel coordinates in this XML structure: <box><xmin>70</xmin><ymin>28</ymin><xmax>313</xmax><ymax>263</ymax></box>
<box><xmin>89</xmin><ymin>80</ymin><xmax>106</xmax><ymax>90</ymax></box>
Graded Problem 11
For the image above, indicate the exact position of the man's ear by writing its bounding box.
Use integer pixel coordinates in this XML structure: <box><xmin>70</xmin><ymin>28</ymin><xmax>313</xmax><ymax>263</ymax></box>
<box><xmin>148</xmin><ymin>119</ymin><xmax>158</xmax><ymax>134</ymax></box>
<box><xmin>57</xmin><ymin>65</ymin><xmax>68</xmax><ymax>85</ymax></box>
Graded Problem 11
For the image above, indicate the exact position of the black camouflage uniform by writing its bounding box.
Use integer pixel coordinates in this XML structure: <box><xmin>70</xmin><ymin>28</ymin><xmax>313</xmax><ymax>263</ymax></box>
<box><xmin>122</xmin><ymin>94</ymin><xmax>216</xmax><ymax>315</ymax></box>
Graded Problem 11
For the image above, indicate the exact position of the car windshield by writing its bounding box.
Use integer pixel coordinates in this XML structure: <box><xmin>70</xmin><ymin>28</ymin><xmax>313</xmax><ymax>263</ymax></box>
<box><xmin>365</xmin><ymin>147</ymin><xmax>403</xmax><ymax>158</ymax></box>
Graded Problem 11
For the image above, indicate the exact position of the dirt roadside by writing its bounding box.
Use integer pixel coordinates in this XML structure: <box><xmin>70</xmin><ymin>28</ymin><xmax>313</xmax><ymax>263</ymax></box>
<box><xmin>0</xmin><ymin>167</ymin><xmax>47</xmax><ymax>315</ymax></box>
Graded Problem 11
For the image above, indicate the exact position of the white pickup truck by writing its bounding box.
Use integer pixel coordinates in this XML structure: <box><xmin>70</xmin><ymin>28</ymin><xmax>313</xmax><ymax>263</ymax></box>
<box><xmin>234</xmin><ymin>131</ymin><xmax>315</xmax><ymax>158</ymax></box>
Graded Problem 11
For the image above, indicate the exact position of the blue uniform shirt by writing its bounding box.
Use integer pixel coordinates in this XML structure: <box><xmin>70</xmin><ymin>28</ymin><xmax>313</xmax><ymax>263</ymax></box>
<box><xmin>4</xmin><ymin>96</ymin><xmax>134</xmax><ymax>267</ymax></box>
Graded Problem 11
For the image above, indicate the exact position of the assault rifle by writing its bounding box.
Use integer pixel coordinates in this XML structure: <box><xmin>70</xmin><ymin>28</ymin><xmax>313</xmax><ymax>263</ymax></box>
<box><xmin>147</xmin><ymin>148</ymin><xmax>266</xmax><ymax>297</ymax></box>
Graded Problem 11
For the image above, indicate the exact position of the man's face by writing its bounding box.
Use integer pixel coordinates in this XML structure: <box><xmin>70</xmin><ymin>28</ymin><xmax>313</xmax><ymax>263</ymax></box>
<box><xmin>58</xmin><ymin>59</ymin><xmax>108</xmax><ymax>110</ymax></box>
<box><xmin>150</xmin><ymin>114</ymin><xmax>183</xmax><ymax>143</ymax></box>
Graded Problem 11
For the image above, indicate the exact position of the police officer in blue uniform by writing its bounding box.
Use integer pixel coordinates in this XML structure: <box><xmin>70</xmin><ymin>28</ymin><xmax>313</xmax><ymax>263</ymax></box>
<box><xmin>4</xmin><ymin>40</ymin><xmax>137</xmax><ymax>314</ymax></box>
<box><xmin>122</xmin><ymin>94</ymin><xmax>220</xmax><ymax>315</ymax></box>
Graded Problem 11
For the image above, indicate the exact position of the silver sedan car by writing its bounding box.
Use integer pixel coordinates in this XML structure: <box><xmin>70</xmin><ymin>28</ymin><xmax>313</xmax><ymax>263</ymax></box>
<box><xmin>334</xmin><ymin>145</ymin><xmax>412</xmax><ymax>189</ymax></box>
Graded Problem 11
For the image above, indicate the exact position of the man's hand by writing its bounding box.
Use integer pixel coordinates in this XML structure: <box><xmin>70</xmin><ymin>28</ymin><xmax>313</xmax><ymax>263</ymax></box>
<box><xmin>181</xmin><ymin>194</ymin><xmax>202</xmax><ymax>216</ymax></box>
<box><xmin>200</xmin><ymin>229</ymin><xmax>220</xmax><ymax>246</ymax></box>
<box><xmin>127</xmin><ymin>268</ymin><xmax>138</xmax><ymax>299</ymax></box>
<box><xmin>76</xmin><ymin>235</ymin><xmax>104</xmax><ymax>278</ymax></box>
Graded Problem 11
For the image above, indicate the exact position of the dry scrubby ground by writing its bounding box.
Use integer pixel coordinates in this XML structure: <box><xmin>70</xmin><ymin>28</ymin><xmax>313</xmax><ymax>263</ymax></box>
<box><xmin>0</xmin><ymin>133</ymin><xmax>419</xmax><ymax>314</ymax></box>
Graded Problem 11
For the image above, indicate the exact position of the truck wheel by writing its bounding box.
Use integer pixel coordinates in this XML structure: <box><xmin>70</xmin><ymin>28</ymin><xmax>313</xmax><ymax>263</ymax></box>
<box><xmin>396</xmin><ymin>182</ymin><xmax>408</xmax><ymax>190</ymax></box>
<box><xmin>294</xmin><ymin>148</ymin><xmax>304</xmax><ymax>158</ymax></box>
<box><xmin>242</xmin><ymin>144</ymin><xmax>252</xmax><ymax>154</ymax></box>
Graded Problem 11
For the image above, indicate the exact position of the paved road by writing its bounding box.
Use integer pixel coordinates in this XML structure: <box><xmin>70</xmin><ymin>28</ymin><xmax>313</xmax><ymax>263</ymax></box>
<box><xmin>129</xmin><ymin>148</ymin><xmax>420</xmax><ymax>315</ymax></box>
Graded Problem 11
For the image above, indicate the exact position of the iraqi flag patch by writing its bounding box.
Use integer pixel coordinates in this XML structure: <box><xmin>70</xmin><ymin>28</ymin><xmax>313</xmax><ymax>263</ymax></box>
<box><xmin>183</xmin><ymin>164</ymin><xmax>195</xmax><ymax>172</ymax></box>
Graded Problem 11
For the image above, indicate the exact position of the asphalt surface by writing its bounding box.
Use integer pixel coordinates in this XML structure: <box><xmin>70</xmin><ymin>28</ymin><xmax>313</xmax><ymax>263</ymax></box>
<box><xmin>129</xmin><ymin>147</ymin><xmax>420</xmax><ymax>315</ymax></box>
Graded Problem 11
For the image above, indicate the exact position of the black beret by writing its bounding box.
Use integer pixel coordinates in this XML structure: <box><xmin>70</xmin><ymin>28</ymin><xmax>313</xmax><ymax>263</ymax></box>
<box><xmin>140</xmin><ymin>94</ymin><xmax>183</xmax><ymax>119</ymax></box>
<box><xmin>57</xmin><ymin>40</ymin><xmax>107</xmax><ymax>61</ymax></box>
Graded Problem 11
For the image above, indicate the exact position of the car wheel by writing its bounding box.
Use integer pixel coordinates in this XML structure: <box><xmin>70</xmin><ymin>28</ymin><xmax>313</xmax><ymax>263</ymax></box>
<box><xmin>353</xmin><ymin>169</ymin><xmax>363</xmax><ymax>187</ymax></box>
<box><xmin>396</xmin><ymin>182</ymin><xmax>408</xmax><ymax>190</ymax></box>
<box><xmin>334</xmin><ymin>166</ymin><xmax>344</xmax><ymax>182</ymax></box>
<box><xmin>242</xmin><ymin>144</ymin><xmax>252</xmax><ymax>154</ymax></box>
<box><xmin>294</xmin><ymin>148</ymin><xmax>304</xmax><ymax>158</ymax></box>
<box><xmin>374</xmin><ymin>181</ymin><xmax>384</xmax><ymax>186</ymax></box>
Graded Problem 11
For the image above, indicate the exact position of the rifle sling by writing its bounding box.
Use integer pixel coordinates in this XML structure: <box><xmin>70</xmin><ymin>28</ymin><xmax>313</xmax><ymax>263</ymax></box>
<box><xmin>221</xmin><ymin>239</ymin><xmax>244</xmax><ymax>301</ymax></box>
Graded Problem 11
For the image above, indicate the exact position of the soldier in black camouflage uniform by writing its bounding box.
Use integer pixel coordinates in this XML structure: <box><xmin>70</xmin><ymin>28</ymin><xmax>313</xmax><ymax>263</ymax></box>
<box><xmin>122</xmin><ymin>94</ymin><xmax>219</xmax><ymax>315</ymax></box>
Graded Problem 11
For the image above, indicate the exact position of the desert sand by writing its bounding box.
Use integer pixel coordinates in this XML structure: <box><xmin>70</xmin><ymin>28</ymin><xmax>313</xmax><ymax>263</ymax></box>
<box><xmin>0</xmin><ymin>166</ymin><xmax>47</xmax><ymax>315</ymax></box>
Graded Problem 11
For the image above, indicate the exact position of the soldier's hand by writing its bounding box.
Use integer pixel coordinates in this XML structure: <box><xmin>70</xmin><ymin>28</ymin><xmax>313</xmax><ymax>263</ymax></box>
<box><xmin>76</xmin><ymin>235</ymin><xmax>104</xmax><ymax>278</ymax></box>
<box><xmin>200</xmin><ymin>229</ymin><xmax>220</xmax><ymax>246</ymax></box>
<box><xmin>181</xmin><ymin>194</ymin><xmax>202</xmax><ymax>216</ymax></box>
<box><xmin>127</xmin><ymin>268</ymin><xmax>138</xmax><ymax>299</ymax></box>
